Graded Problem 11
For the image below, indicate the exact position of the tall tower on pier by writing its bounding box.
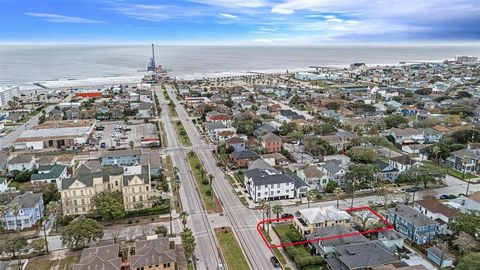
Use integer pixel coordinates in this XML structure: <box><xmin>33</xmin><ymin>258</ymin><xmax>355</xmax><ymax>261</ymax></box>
<box><xmin>148</xmin><ymin>43</ymin><xmax>156</xmax><ymax>72</ymax></box>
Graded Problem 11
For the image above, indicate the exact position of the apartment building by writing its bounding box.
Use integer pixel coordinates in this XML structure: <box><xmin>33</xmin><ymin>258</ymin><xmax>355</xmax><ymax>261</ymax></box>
<box><xmin>60</xmin><ymin>163</ymin><xmax>151</xmax><ymax>216</ymax></box>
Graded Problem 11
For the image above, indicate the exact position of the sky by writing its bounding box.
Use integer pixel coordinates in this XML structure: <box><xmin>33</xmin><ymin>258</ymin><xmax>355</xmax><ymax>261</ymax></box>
<box><xmin>0</xmin><ymin>0</ymin><xmax>479</xmax><ymax>45</ymax></box>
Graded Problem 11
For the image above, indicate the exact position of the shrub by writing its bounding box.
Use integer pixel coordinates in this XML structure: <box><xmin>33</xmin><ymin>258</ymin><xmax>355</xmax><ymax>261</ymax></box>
<box><xmin>284</xmin><ymin>246</ymin><xmax>299</xmax><ymax>259</ymax></box>
<box><xmin>59</xmin><ymin>215</ymin><xmax>74</xmax><ymax>226</ymax></box>
<box><xmin>125</xmin><ymin>204</ymin><xmax>169</xmax><ymax>218</ymax></box>
<box><xmin>205</xmin><ymin>189</ymin><xmax>212</xmax><ymax>197</ymax></box>
<box><xmin>201</xmin><ymin>179</ymin><xmax>209</xmax><ymax>185</ymax></box>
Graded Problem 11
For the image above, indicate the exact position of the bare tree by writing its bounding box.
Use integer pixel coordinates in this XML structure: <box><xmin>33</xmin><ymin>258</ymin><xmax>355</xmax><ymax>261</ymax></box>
<box><xmin>141</xmin><ymin>224</ymin><xmax>152</xmax><ymax>236</ymax></box>
<box><xmin>126</xmin><ymin>228</ymin><xmax>136</xmax><ymax>241</ymax></box>
<box><xmin>453</xmin><ymin>232</ymin><xmax>477</xmax><ymax>255</ymax></box>
<box><xmin>401</xmin><ymin>193</ymin><xmax>412</xmax><ymax>205</ymax></box>
<box><xmin>353</xmin><ymin>210</ymin><xmax>376</xmax><ymax>231</ymax></box>
<box><xmin>422</xmin><ymin>189</ymin><xmax>438</xmax><ymax>200</ymax></box>
<box><xmin>109</xmin><ymin>226</ymin><xmax>122</xmax><ymax>244</ymax></box>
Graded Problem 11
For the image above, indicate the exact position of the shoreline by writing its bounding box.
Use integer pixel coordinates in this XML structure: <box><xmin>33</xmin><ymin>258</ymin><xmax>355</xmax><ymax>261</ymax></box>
<box><xmin>10</xmin><ymin>60</ymin><xmax>449</xmax><ymax>92</ymax></box>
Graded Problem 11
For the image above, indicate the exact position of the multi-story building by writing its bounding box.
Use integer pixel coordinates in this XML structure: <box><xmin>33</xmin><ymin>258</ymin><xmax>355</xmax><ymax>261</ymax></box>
<box><xmin>0</xmin><ymin>85</ymin><xmax>19</xmax><ymax>107</ymax></box>
<box><xmin>262</xmin><ymin>132</ymin><xmax>282</xmax><ymax>153</ymax></box>
<box><xmin>30</xmin><ymin>164</ymin><xmax>68</xmax><ymax>188</ymax></box>
<box><xmin>243</xmin><ymin>168</ymin><xmax>308</xmax><ymax>202</ymax></box>
<box><xmin>5</xmin><ymin>192</ymin><xmax>44</xmax><ymax>231</ymax></box>
<box><xmin>60</xmin><ymin>163</ymin><xmax>151</xmax><ymax>216</ymax></box>
<box><xmin>294</xmin><ymin>206</ymin><xmax>352</xmax><ymax>235</ymax></box>
<box><xmin>446</xmin><ymin>148</ymin><xmax>480</xmax><ymax>174</ymax></box>
<box><xmin>414</xmin><ymin>199</ymin><xmax>459</xmax><ymax>235</ymax></box>
<box><xmin>386</xmin><ymin>204</ymin><xmax>438</xmax><ymax>245</ymax></box>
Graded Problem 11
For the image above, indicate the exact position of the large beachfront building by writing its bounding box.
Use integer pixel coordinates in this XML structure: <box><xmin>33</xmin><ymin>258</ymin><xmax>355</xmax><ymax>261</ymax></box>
<box><xmin>60</xmin><ymin>163</ymin><xmax>152</xmax><ymax>216</ymax></box>
<box><xmin>12</xmin><ymin>120</ymin><xmax>96</xmax><ymax>150</ymax></box>
<box><xmin>0</xmin><ymin>85</ymin><xmax>19</xmax><ymax>107</ymax></box>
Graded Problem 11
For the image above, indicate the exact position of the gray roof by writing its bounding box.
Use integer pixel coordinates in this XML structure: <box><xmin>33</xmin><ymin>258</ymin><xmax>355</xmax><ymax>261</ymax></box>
<box><xmin>388</xmin><ymin>204</ymin><xmax>437</xmax><ymax>227</ymax></box>
<box><xmin>204</xmin><ymin>121</ymin><xmax>226</xmax><ymax>131</ymax></box>
<box><xmin>379</xmin><ymin>229</ymin><xmax>404</xmax><ymax>240</ymax></box>
<box><xmin>7</xmin><ymin>154</ymin><xmax>34</xmax><ymax>164</ymax></box>
<box><xmin>74</xmin><ymin>244</ymin><xmax>121</xmax><ymax>270</ymax></box>
<box><xmin>374</xmin><ymin>160</ymin><xmax>399</xmax><ymax>173</ymax></box>
<box><xmin>302</xmin><ymin>166</ymin><xmax>325</xmax><ymax>178</ymax></box>
<box><xmin>331</xmin><ymin>240</ymin><xmax>399</xmax><ymax>269</ymax></box>
<box><xmin>450</xmin><ymin>148</ymin><xmax>480</xmax><ymax>159</ymax></box>
<box><xmin>322</xmin><ymin>159</ymin><xmax>344</xmax><ymax>174</ymax></box>
<box><xmin>231</xmin><ymin>150</ymin><xmax>258</xmax><ymax>160</ymax></box>
<box><xmin>9</xmin><ymin>192</ymin><xmax>43</xmax><ymax>208</ymax></box>
<box><xmin>248</xmin><ymin>159</ymin><xmax>277</xmax><ymax>171</ymax></box>
<box><xmin>427</xmin><ymin>246</ymin><xmax>453</xmax><ymax>260</ymax></box>
<box><xmin>130</xmin><ymin>238</ymin><xmax>176</xmax><ymax>268</ymax></box>
<box><xmin>306</xmin><ymin>225</ymin><xmax>368</xmax><ymax>248</ymax></box>
<box><xmin>245</xmin><ymin>169</ymin><xmax>307</xmax><ymax>187</ymax></box>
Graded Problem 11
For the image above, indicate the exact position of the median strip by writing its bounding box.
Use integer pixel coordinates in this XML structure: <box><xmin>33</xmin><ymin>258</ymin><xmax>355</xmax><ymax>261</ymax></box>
<box><xmin>215</xmin><ymin>227</ymin><xmax>250</xmax><ymax>270</ymax></box>
<box><xmin>186</xmin><ymin>151</ymin><xmax>220</xmax><ymax>212</ymax></box>
<box><xmin>175</xmin><ymin>121</ymin><xmax>192</xmax><ymax>146</ymax></box>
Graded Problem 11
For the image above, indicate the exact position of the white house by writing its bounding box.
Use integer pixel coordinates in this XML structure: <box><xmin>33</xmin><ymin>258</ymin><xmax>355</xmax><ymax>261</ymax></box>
<box><xmin>244</xmin><ymin>169</ymin><xmax>308</xmax><ymax>202</ymax></box>
<box><xmin>7</xmin><ymin>155</ymin><xmax>37</xmax><ymax>172</ymax></box>
<box><xmin>414</xmin><ymin>199</ymin><xmax>459</xmax><ymax>235</ymax></box>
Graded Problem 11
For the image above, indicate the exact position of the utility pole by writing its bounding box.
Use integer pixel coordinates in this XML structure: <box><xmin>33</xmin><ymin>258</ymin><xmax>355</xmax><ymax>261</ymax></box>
<box><xmin>43</xmin><ymin>219</ymin><xmax>49</xmax><ymax>253</ymax></box>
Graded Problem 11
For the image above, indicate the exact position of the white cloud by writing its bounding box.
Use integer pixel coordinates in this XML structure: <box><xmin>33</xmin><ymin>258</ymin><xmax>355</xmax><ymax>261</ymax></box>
<box><xmin>219</xmin><ymin>13</ymin><xmax>238</xmax><ymax>19</ymax></box>
<box><xmin>25</xmin><ymin>13</ymin><xmax>104</xmax><ymax>23</ymax></box>
<box><xmin>258</xmin><ymin>27</ymin><xmax>276</xmax><ymax>31</ymax></box>
<box><xmin>188</xmin><ymin>0</ymin><xmax>267</xmax><ymax>8</ymax></box>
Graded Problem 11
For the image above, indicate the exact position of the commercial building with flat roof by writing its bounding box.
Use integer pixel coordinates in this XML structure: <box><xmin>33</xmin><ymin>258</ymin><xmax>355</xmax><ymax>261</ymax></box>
<box><xmin>0</xmin><ymin>85</ymin><xmax>19</xmax><ymax>107</ymax></box>
<box><xmin>13</xmin><ymin>120</ymin><xmax>96</xmax><ymax>150</ymax></box>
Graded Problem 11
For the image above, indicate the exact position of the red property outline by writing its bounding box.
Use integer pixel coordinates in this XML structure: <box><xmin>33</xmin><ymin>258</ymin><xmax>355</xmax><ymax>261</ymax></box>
<box><xmin>256</xmin><ymin>205</ymin><xmax>394</xmax><ymax>249</ymax></box>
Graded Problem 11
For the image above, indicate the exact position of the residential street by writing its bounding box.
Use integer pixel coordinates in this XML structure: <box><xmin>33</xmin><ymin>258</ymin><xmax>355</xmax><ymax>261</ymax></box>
<box><xmin>164</xmin><ymin>85</ymin><xmax>277</xmax><ymax>270</ymax></box>
<box><xmin>155</xmin><ymin>86</ymin><xmax>223</xmax><ymax>270</ymax></box>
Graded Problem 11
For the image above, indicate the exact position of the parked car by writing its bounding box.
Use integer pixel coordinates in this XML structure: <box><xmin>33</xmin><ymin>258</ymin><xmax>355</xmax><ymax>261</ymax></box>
<box><xmin>217</xmin><ymin>264</ymin><xmax>225</xmax><ymax>270</ymax></box>
<box><xmin>270</xmin><ymin>256</ymin><xmax>280</xmax><ymax>268</ymax></box>
<box><xmin>281</xmin><ymin>213</ymin><xmax>293</xmax><ymax>219</ymax></box>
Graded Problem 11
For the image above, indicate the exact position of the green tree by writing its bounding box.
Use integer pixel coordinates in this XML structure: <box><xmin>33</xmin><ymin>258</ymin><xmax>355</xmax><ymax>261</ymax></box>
<box><xmin>347</xmin><ymin>146</ymin><xmax>377</xmax><ymax>163</ymax></box>
<box><xmin>46</xmin><ymin>201</ymin><xmax>60</xmax><ymax>232</ymax></box>
<box><xmin>303</xmin><ymin>137</ymin><xmax>337</xmax><ymax>157</ymax></box>
<box><xmin>449</xmin><ymin>212</ymin><xmax>480</xmax><ymax>237</ymax></box>
<box><xmin>155</xmin><ymin>225</ymin><xmax>168</xmax><ymax>237</ymax></box>
<box><xmin>456</xmin><ymin>252</ymin><xmax>480</xmax><ymax>270</ymax></box>
<box><xmin>398</xmin><ymin>165</ymin><xmax>446</xmax><ymax>188</ymax></box>
<box><xmin>383</xmin><ymin>114</ymin><xmax>408</xmax><ymax>129</ymax></box>
<box><xmin>325</xmin><ymin>181</ymin><xmax>338</xmax><ymax>194</ymax></box>
<box><xmin>179</xmin><ymin>211</ymin><xmax>189</xmax><ymax>230</ymax></box>
<box><xmin>30</xmin><ymin>238</ymin><xmax>48</xmax><ymax>253</ymax></box>
<box><xmin>4</xmin><ymin>236</ymin><xmax>28</xmax><ymax>261</ymax></box>
<box><xmin>181</xmin><ymin>227</ymin><xmax>196</xmax><ymax>260</ymax></box>
<box><xmin>272</xmin><ymin>203</ymin><xmax>284</xmax><ymax>220</ymax></box>
<box><xmin>92</xmin><ymin>191</ymin><xmax>126</xmax><ymax>221</ymax></box>
<box><xmin>0</xmin><ymin>205</ymin><xmax>8</xmax><ymax>231</ymax></box>
<box><xmin>325</xmin><ymin>101</ymin><xmax>340</xmax><ymax>111</ymax></box>
<box><xmin>61</xmin><ymin>217</ymin><xmax>104</xmax><ymax>250</ymax></box>
<box><xmin>345</xmin><ymin>164</ymin><xmax>378</xmax><ymax>191</ymax></box>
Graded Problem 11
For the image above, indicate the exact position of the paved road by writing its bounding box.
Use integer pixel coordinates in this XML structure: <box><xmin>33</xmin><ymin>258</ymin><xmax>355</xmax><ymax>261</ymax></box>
<box><xmin>0</xmin><ymin>94</ymin><xmax>72</xmax><ymax>163</ymax></box>
<box><xmin>155</xmin><ymin>86</ymin><xmax>223</xmax><ymax>270</ymax></box>
<box><xmin>165</xmin><ymin>85</ymin><xmax>276</xmax><ymax>270</ymax></box>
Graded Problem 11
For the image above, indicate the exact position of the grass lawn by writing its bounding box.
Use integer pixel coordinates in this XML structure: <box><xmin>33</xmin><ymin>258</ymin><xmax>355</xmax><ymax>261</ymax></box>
<box><xmin>175</xmin><ymin>121</ymin><xmax>192</xmax><ymax>147</ymax></box>
<box><xmin>158</xmin><ymin>122</ymin><xmax>168</xmax><ymax>148</ymax></box>
<box><xmin>216</xmin><ymin>229</ymin><xmax>250</xmax><ymax>270</ymax></box>
<box><xmin>163</xmin><ymin>90</ymin><xmax>170</xmax><ymax>100</ymax></box>
<box><xmin>187</xmin><ymin>261</ymin><xmax>194</xmax><ymax>270</ymax></box>
<box><xmin>26</xmin><ymin>255</ymin><xmax>80</xmax><ymax>270</ymax></box>
<box><xmin>422</xmin><ymin>161</ymin><xmax>478</xmax><ymax>180</ymax></box>
<box><xmin>187</xmin><ymin>152</ymin><xmax>218</xmax><ymax>211</ymax></box>
<box><xmin>273</xmin><ymin>224</ymin><xmax>312</xmax><ymax>257</ymax></box>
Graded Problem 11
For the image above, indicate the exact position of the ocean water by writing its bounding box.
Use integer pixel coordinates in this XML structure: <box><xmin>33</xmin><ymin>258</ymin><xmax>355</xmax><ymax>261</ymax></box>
<box><xmin>0</xmin><ymin>44</ymin><xmax>479</xmax><ymax>89</ymax></box>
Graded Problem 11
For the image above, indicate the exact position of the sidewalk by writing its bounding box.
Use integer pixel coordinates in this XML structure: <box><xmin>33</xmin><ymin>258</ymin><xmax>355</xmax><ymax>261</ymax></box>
<box><xmin>266</xmin><ymin>223</ymin><xmax>297</xmax><ymax>270</ymax></box>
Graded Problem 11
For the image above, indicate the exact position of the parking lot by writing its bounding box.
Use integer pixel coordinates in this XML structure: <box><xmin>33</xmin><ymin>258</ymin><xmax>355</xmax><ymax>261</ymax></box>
<box><xmin>90</xmin><ymin>121</ymin><xmax>158</xmax><ymax>149</ymax></box>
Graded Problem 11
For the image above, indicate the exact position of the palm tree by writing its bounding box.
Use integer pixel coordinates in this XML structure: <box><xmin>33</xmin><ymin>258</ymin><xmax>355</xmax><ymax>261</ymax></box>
<box><xmin>179</xmin><ymin>211</ymin><xmax>189</xmax><ymax>230</ymax></box>
<box><xmin>272</xmin><ymin>203</ymin><xmax>284</xmax><ymax>221</ymax></box>
<box><xmin>306</xmin><ymin>190</ymin><xmax>315</xmax><ymax>208</ymax></box>
<box><xmin>10</xmin><ymin>203</ymin><xmax>22</xmax><ymax>234</ymax></box>
<box><xmin>208</xmin><ymin>174</ymin><xmax>214</xmax><ymax>187</ymax></box>
<box><xmin>258</xmin><ymin>199</ymin><xmax>267</xmax><ymax>229</ymax></box>
<box><xmin>432</xmin><ymin>145</ymin><xmax>441</xmax><ymax>164</ymax></box>
<box><xmin>0</xmin><ymin>205</ymin><xmax>8</xmax><ymax>231</ymax></box>
<box><xmin>334</xmin><ymin>188</ymin><xmax>342</xmax><ymax>209</ymax></box>
<box><xmin>46</xmin><ymin>201</ymin><xmax>59</xmax><ymax>232</ymax></box>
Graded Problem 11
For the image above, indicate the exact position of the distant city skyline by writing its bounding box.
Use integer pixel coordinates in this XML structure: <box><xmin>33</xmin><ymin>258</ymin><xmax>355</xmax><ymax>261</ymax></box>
<box><xmin>1</xmin><ymin>0</ymin><xmax>479</xmax><ymax>44</ymax></box>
